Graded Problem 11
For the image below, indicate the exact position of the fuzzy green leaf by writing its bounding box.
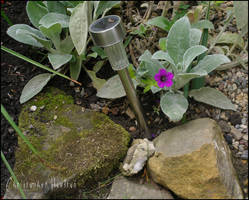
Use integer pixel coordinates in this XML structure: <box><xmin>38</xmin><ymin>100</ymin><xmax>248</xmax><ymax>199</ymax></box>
<box><xmin>94</xmin><ymin>1</ymin><xmax>120</xmax><ymax>19</ymax></box>
<box><xmin>160</xmin><ymin>92</ymin><xmax>188</xmax><ymax>122</ymax></box>
<box><xmin>85</xmin><ymin>69</ymin><xmax>106</xmax><ymax>91</ymax></box>
<box><xmin>191</xmin><ymin>19</ymin><xmax>214</xmax><ymax>29</ymax></box>
<box><xmin>7</xmin><ymin>24</ymin><xmax>45</xmax><ymax>47</ymax></box>
<box><xmin>69</xmin><ymin>2</ymin><xmax>88</xmax><ymax>55</ymax></box>
<box><xmin>159</xmin><ymin>37</ymin><xmax>167</xmax><ymax>51</ymax></box>
<box><xmin>20</xmin><ymin>73</ymin><xmax>52</xmax><ymax>104</ymax></box>
<box><xmin>60</xmin><ymin>35</ymin><xmax>74</xmax><ymax>54</ymax></box>
<box><xmin>138</xmin><ymin>50</ymin><xmax>164</xmax><ymax>78</ymax></box>
<box><xmin>97</xmin><ymin>75</ymin><xmax>138</xmax><ymax>99</ymax></box>
<box><xmin>48</xmin><ymin>53</ymin><xmax>72</xmax><ymax>70</ymax></box>
<box><xmin>39</xmin><ymin>13</ymin><xmax>70</xmax><ymax>28</ymax></box>
<box><xmin>234</xmin><ymin>1</ymin><xmax>248</xmax><ymax>35</ymax></box>
<box><xmin>173</xmin><ymin>71</ymin><xmax>207</xmax><ymax>90</ymax></box>
<box><xmin>216</xmin><ymin>32</ymin><xmax>244</xmax><ymax>49</ymax></box>
<box><xmin>147</xmin><ymin>16</ymin><xmax>171</xmax><ymax>31</ymax></box>
<box><xmin>190</xmin><ymin>28</ymin><xmax>202</xmax><ymax>46</ymax></box>
<box><xmin>39</xmin><ymin>23</ymin><xmax>62</xmax><ymax>50</ymax></box>
<box><xmin>189</xmin><ymin>87</ymin><xmax>236</xmax><ymax>111</ymax></box>
<box><xmin>70</xmin><ymin>54</ymin><xmax>82</xmax><ymax>81</ymax></box>
<box><xmin>152</xmin><ymin>50</ymin><xmax>175</xmax><ymax>65</ymax></box>
<box><xmin>26</xmin><ymin>1</ymin><xmax>48</xmax><ymax>28</ymax></box>
<box><xmin>183</xmin><ymin>45</ymin><xmax>208</xmax><ymax>72</ymax></box>
<box><xmin>167</xmin><ymin>16</ymin><xmax>190</xmax><ymax>65</ymax></box>
<box><xmin>46</xmin><ymin>1</ymin><xmax>66</xmax><ymax>14</ymax></box>
<box><xmin>190</xmin><ymin>54</ymin><xmax>230</xmax><ymax>74</ymax></box>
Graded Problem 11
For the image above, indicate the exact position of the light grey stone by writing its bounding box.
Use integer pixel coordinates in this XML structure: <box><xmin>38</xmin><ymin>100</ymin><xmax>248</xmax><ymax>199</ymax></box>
<box><xmin>107</xmin><ymin>175</ymin><xmax>174</xmax><ymax>199</ymax></box>
<box><xmin>231</xmin><ymin>127</ymin><xmax>243</xmax><ymax>140</ymax></box>
<box><xmin>30</xmin><ymin>105</ymin><xmax>37</xmax><ymax>112</ymax></box>
<box><xmin>243</xmin><ymin>134</ymin><xmax>248</xmax><ymax>141</ymax></box>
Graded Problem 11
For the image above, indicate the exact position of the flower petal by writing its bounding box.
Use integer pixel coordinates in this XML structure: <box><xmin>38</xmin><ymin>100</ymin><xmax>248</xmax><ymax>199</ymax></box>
<box><xmin>154</xmin><ymin>73</ymin><xmax>161</xmax><ymax>81</ymax></box>
<box><xmin>166</xmin><ymin>72</ymin><xmax>174</xmax><ymax>80</ymax></box>
<box><xmin>157</xmin><ymin>81</ymin><xmax>166</xmax><ymax>88</ymax></box>
<box><xmin>165</xmin><ymin>80</ymin><xmax>173</xmax><ymax>87</ymax></box>
<box><xmin>159</xmin><ymin>68</ymin><xmax>167</xmax><ymax>75</ymax></box>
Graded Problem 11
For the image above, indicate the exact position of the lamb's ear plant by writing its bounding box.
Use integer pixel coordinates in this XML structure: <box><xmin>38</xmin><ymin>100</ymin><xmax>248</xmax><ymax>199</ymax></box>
<box><xmin>134</xmin><ymin>16</ymin><xmax>236</xmax><ymax>122</ymax></box>
<box><xmin>5</xmin><ymin>1</ymin><xmax>120</xmax><ymax>104</ymax></box>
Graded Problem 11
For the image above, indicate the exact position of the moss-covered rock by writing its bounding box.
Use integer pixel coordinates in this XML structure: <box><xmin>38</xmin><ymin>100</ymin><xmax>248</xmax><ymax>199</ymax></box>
<box><xmin>4</xmin><ymin>87</ymin><xmax>130</xmax><ymax>199</ymax></box>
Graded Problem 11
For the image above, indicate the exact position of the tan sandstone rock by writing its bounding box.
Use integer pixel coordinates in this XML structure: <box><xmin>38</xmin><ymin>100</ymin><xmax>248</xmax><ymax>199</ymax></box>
<box><xmin>147</xmin><ymin>118</ymin><xmax>243</xmax><ymax>199</ymax></box>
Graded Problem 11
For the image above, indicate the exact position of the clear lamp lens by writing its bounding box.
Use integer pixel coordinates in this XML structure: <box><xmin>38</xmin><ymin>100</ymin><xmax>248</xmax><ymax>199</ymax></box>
<box><xmin>104</xmin><ymin>41</ymin><xmax>129</xmax><ymax>70</ymax></box>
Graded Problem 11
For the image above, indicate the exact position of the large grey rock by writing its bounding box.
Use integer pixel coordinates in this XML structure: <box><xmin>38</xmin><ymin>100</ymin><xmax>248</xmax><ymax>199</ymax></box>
<box><xmin>4</xmin><ymin>87</ymin><xmax>130</xmax><ymax>199</ymax></box>
<box><xmin>147</xmin><ymin>118</ymin><xmax>243</xmax><ymax>199</ymax></box>
<box><xmin>107</xmin><ymin>175</ymin><xmax>174</xmax><ymax>199</ymax></box>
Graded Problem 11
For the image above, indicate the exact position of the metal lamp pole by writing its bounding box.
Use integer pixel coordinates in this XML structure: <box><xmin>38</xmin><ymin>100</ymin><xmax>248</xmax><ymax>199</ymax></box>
<box><xmin>89</xmin><ymin>15</ymin><xmax>150</xmax><ymax>138</ymax></box>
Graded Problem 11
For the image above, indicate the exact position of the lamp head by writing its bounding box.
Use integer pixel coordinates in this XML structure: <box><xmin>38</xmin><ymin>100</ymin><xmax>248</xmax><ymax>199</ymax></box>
<box><xmin>89</xmin><ymin>15</ymin><xmax>126</xmax><ymax>48</ymax></box>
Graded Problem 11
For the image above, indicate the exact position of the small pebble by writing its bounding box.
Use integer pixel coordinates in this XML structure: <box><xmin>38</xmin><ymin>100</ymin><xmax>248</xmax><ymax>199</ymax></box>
<box><xmin>218</xmin><ymin>120</ymin><xmax>231</xmax><ymax>133</ymax></box>
<box><xmin>241</xmin><ymin>118</ymin><xmax>247</xmax><ymax>125</ymax></box>
<box><xmin>240</xmin><ymin>140</ymin><xmax>246</xmax><ymax>145</ymax></box>
<box><xmin>74</xmin><ymin>87</ymin><xmax>80</xmax><ymax>93</ymax></box>
<box><xmin>76</xmin><ymin>99</ymin><xmax>82</xmax><ymax>105</ymax></box>
<box><xmin>243</xmin><ymin>134</ymin><xmax>248</xmax><ymax>141</ymax></box>
<box><xmin>80</xmin><ymin>88</ymin><xmax>85</xmax><ymax>97</ymax></box>
<box><xmin>239</xmin><ymin>145</ymin><xmax>245</xmax><ymax>152</ymax></box>
<box><xmin>235</xmin><ymin>124</ymin><xmax>240</xmax><ymax>129</ymax></box>
<box><xmin>220</xmin><ymin>112</ymin><xmax>227</xmax><ymax>120</ymax></box>
<box><xmin>30</xmin><ymin>105</ymin><xmax>37</xmax><ymax>112</ymax></box>
<box><xmin>8</xmin><ymin>128</ymin><xmax>14</xmax><ymax>134</ymax></box>
<box><xmin>224</xmin><ymin>134</ymin><xmax>233</xmax><ymax>145</ymax></box>
<box><xmin>154</xmin><ymin>117</ymin><xmax>160</xmax><ymax>123</ymax></box>
<box><xmin>129</xmin><ymin>126</ymin><xmax>136</xmax><ymax>132</ymax></box>
<box><xmin>240</xmin><ymin>125</ymin><xmax>247</xmax><ymax>129</ymax></box>
<box><xmin>229</xmin><ymin>113</ymin><xmax>242</xmax><ymax>126</ymax></box>
<box><xmin>81</xmin><ymin>107</ymin><xmax>86</xmax><ymax>112</ymax></box>
<box><xmin>231</xmin><ymin>127</ymin><xmax>243</xmax><ymax>140</ymax></box>
<box><xmin>90</xmin><ymin>104</ymin><xmax>101</xmax><ymax>111</ymax></box>
<box><xmin>233</xmin><ymin>141</ymin><xmax>239</xmax><ymax>149</ymax></box>
<box><xmin>69</xmin><ymin>81</ymin><xmax>75</xmax><ymax>87</ymax></box>
<box><xmin>232</xmin><ymin>83</ymin><xmax>237</xmax><ymax>90</ymax></box>
<box><xmin>241</xmin><ymin>150</ymin><xmax>248</xmax><ymax>160</ymax></box>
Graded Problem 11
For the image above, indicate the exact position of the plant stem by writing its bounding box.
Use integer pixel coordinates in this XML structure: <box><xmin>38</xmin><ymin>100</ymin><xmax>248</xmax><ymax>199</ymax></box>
<box><xmin>1</xmin><ymin>45</ymin><xmax>82</xmax><ymax>86</ymax></box>
<box><xmin>1</xmin><ymin>104</ymin><xmax>41</xmax><ymax>157</ymax></box>
<box><xmin>1</xmin><ymin>9</ymin><xmax>13</xmax><ymax>26</ymax></box>
<box><xmin>191</xmin><ymin>1</ymin><xmax>211</xmax><ymax>89</ymax></box>
<box><xmin>1</xmin><ymin>151</ymin><xmax>26</xmax><ymax>199</ymax></box>
<box><xmin>161</xmin><ymin>1</ymin><xmax>170</xmax><ymax>17</ymax></box>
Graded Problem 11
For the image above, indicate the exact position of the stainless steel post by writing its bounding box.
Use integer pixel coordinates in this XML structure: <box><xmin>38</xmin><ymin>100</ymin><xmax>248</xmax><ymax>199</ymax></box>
<box><xmin>89</xmin><ymin>15</ymin><xmax>150</xmax><ymax>138</ymax></box>
<box><xmin>117</xmin><ymin>69</ymin><xmax>150</xmax><ymax>137</ymax></box>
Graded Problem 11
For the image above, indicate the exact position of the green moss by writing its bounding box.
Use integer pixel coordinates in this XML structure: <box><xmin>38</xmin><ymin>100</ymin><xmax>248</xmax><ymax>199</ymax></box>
<box><xmin>13</xmin><ymin>87</ymin><xmax>130</xmax><ymax>196</ymax></box>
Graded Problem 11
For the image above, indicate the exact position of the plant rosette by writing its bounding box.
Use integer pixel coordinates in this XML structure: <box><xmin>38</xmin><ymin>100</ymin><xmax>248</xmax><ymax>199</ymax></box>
<box><xmin>5</xmin><ymin>1</ymin><xmax>120</xmax><ymax>104</ymax></box>
<box><xmin>134</xmin><ymin>16</ymin><xmax>236</xmax><ymax>122</ymax></box>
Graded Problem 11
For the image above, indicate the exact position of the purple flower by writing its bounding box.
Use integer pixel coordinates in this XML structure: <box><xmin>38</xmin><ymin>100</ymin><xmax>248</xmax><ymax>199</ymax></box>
<box><xmin>154</xmin><ymin>68</ymin><xmax>174</xmax><ymax>88</ymax></box>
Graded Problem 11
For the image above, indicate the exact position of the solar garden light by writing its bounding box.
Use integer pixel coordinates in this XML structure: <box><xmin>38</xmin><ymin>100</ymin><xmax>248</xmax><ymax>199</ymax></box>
<box><xmin>89</xmin><ymin>15</ymin><xmax>150</xmax><ymax>138</ymax></box>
